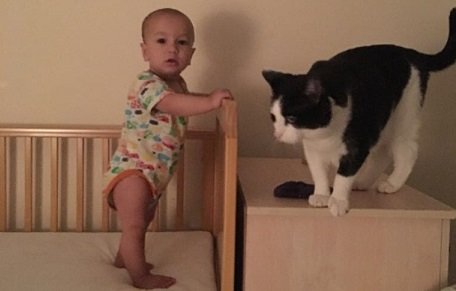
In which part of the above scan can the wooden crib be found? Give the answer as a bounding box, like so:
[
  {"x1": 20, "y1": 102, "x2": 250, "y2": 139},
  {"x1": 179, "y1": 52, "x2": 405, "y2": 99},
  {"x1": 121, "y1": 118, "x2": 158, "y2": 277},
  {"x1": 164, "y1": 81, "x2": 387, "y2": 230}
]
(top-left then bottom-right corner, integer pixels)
[{"x1": 0, "y1": 100, "x2": 237, "y2": 291}]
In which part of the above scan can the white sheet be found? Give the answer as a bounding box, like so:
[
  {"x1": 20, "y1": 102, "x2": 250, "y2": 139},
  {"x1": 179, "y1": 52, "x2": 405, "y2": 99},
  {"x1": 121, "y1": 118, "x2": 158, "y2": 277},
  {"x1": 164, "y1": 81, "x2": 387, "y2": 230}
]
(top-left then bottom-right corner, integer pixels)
[{"x1": 0, "y1": 231, "x2": 216, "y2": 291}]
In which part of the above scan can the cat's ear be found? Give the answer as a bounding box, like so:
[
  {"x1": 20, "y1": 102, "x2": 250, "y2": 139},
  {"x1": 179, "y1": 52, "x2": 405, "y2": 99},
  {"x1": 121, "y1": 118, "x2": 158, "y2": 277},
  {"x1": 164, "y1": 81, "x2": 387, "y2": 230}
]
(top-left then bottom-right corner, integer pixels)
[
  {"x1": 262, "y1": 70, "x2": 285, "y2": 88},
  {"x1": 305, "y1": 78, "x2": 323, "y2": 103}
]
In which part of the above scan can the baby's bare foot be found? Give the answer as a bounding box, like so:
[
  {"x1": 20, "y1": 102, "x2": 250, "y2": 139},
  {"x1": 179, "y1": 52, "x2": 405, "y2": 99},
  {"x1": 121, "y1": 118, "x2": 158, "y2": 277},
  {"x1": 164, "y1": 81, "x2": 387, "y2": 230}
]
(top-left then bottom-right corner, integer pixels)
[
  {"x1": 133, "y1": 273, "x2": 176, "y2": 289},
  {"x1": 114, "y1": 255, "x2": 154, "y2": 270},
  {"x1": 115, "y1": 261, "x2": 154, "y2": 270}
]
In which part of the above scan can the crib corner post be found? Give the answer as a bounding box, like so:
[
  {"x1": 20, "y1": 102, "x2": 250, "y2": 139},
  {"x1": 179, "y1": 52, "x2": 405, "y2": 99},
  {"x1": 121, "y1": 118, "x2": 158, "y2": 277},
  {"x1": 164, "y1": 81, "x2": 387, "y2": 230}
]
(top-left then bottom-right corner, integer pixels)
[{"x1": 0, "y1": 136, "x2": 6, "y2": 231}]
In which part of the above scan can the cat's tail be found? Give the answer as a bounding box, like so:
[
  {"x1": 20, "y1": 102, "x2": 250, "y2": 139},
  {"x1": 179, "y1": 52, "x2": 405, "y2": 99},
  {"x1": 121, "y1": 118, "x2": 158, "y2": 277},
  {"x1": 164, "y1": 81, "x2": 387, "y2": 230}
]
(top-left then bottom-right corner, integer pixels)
[{"x1": 417, "y1": 8, "x2": 456, "y2": 72}]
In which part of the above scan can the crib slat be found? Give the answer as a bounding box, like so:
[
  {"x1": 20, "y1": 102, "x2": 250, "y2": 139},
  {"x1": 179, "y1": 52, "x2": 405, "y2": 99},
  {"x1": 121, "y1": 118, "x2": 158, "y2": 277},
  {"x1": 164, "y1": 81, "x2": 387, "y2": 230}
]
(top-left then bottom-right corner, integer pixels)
[
  {"x1": 175, "y1": 152, "x2": 185, "y2": 230},
  {"x1": 24, "y1": 137, "x2": 33, "y2": 231},
  {"x1": 50, "y1": 138, "x2": 60, "y2": 231},
  {"x1": 202, "y1": 139, "x2": 215, "y2": 232},
  {"x1": 0, "y1": 137, "x2": 6, "y2": 231},
  {"x1": 101, "y1": 138, "x2": 111, "y2": 231},
  {"x1": 149, "y1": 207, "x2": 159, "y2": 231},
  {"x1": 76, "y1": 138, "x2": 85, "y2": 232}
]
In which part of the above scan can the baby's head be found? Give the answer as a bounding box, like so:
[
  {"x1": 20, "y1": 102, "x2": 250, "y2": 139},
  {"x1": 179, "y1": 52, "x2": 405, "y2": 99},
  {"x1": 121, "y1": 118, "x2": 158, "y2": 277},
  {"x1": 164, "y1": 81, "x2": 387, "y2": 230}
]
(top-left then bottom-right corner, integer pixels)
[
  {"x1": 141, "y1": 8, "x2": 196, "y2": 80},
  {"x1": 142, "y1": 8, "x2": 195, "y2": 44}
]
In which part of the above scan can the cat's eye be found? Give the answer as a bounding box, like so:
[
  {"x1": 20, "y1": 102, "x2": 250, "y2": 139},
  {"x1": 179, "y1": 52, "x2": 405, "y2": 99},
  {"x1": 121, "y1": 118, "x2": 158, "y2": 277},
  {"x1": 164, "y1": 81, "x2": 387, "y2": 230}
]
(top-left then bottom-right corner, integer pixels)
[
  {"x1": 270, "y1": 113, "x2": 276, "y2": 122},
  {"x1": 285, "y1": 115, "x2": 297, "y2": 124}
]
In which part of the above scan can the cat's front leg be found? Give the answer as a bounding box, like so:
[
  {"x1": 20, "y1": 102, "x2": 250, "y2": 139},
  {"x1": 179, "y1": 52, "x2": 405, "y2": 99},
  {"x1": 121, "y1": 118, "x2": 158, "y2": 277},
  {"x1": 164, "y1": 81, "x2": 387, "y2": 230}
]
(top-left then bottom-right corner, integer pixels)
[
  {"x1": 309, "y1": 193, "x2": 330, "y2": 207},
  {"x1": 330, "y1": 147, "x2": 369, "y2": 216},
  {"x1": 328, "y1": 175, "x2": 355, "y2": 216},
  {"x1": 303, "y1": 144, "x2": 332, "y2": 207}
]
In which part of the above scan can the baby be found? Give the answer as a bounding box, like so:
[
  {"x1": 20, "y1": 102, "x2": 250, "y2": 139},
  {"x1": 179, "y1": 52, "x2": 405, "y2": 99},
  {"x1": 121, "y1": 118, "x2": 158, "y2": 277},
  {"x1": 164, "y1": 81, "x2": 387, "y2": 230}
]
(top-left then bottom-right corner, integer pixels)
[{"x1": 103, "y1": 8, "x2": 233, "y2": 289}]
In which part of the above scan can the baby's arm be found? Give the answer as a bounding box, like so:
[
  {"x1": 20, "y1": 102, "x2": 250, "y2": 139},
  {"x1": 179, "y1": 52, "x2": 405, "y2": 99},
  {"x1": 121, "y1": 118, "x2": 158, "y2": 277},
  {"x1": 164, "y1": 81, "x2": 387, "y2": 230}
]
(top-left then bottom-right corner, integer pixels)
[{"x1": 155, "y1": 89, "x2": 232, "y2": 116}]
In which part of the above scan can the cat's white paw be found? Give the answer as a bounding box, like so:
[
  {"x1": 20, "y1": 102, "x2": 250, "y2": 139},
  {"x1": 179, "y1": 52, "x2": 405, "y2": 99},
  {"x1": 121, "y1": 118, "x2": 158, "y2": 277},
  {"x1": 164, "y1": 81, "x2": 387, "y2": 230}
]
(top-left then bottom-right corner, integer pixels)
[
  {"x1": 328, "y1": 196, "x2": 349, "y2": 216},
  {"x1": 377, "y1": 180, "x2": 400, "y2": 194},
  {"x1": 308, "y1": 194, "x2": 330, "y2": 207}
]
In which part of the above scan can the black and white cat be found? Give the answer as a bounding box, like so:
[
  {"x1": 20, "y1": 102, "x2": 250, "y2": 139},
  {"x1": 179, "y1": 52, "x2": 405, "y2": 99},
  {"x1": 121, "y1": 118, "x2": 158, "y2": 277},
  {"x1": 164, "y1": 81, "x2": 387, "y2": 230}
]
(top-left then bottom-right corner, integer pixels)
[{"x1": 263, "y1": 8, "x2": 456, "y2": 216}]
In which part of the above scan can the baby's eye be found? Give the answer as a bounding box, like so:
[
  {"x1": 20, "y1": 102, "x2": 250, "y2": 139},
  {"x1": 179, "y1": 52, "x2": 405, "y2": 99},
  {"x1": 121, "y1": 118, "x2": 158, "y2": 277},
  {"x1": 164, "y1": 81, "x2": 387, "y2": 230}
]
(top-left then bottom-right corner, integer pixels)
[
  {"x1": 156, "y1": 38, "x2": 166, "y2": 44},
  {"x1": 177, "y1": 39, "x2": 189, "y2": 46}
]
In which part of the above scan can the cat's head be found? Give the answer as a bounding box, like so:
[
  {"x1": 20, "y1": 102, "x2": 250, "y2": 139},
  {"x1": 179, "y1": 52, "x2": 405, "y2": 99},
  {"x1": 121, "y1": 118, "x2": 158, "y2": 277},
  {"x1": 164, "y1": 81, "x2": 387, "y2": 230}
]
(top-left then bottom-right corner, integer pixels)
[{"x1": 262, "y1": 70, "x2": 332, "y2": 144}]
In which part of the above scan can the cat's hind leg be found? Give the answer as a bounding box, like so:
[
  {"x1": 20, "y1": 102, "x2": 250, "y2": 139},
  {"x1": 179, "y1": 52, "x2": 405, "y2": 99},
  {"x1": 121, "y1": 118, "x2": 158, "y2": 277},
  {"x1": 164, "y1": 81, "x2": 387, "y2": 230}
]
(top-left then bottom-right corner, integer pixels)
[
  {"x1": 353, "y1": 144, "x2": 391, "y2": 190},
  {"x1": 377, "y1": 137, "x2": 418, "y2": 193},
  {"x1": 378, "y1": 69, "x2": 421, "y2": 193}
]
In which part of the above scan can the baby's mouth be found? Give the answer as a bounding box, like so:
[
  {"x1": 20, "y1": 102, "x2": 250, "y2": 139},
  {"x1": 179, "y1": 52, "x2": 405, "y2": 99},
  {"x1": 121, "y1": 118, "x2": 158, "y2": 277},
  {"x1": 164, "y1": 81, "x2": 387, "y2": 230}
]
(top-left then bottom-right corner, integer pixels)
[{"x1": 166, "y1": 59, "x2": 178, "y2": 66}]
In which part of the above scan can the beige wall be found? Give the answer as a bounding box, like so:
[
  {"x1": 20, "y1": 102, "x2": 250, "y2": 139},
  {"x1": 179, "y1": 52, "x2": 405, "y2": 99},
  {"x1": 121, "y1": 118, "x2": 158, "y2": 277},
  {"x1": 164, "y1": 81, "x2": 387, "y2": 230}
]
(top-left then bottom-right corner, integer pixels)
[{"x1": 2, "y1": 0, "x2": 456, "y2": 284}]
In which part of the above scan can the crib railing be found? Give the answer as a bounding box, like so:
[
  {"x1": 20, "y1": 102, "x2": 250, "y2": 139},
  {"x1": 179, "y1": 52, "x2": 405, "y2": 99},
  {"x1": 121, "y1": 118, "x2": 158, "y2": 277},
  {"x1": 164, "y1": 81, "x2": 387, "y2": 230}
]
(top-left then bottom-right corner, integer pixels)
[
  {"x1": 0, "y1": 125, "x2": 215, "y2": 232},
  {"x1": 0, "y1": 125, "x2": 120, "y2": 232}
]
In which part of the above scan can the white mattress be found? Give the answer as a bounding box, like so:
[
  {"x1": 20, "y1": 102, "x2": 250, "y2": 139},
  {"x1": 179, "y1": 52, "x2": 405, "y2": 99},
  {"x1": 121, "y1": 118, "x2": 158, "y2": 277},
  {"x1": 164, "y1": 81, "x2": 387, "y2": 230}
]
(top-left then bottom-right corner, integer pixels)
[{"x1": 0, "y1": 231, "x2": 216, "y2": 291}]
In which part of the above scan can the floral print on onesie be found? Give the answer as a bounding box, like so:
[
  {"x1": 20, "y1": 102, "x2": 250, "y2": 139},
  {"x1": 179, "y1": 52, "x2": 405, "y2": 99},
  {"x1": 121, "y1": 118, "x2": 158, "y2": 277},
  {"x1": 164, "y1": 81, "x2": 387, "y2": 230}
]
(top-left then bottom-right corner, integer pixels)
[{"x1": 103, "y1": 71, "x2": 187, "y2": 207}]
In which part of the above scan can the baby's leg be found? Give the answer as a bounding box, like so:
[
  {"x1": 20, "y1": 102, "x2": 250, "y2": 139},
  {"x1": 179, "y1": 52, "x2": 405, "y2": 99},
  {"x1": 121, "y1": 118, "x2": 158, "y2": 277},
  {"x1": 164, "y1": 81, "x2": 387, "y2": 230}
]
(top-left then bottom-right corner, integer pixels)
[
  {"x1": 114, "y1": 253, "x2": 154, "y2": 270},
  {"x1": 114, "y1": 202, "x2": 156, "y2": 270},
  {"x1": 113, "y1": 175, "x2": 176, "y2": 289}
]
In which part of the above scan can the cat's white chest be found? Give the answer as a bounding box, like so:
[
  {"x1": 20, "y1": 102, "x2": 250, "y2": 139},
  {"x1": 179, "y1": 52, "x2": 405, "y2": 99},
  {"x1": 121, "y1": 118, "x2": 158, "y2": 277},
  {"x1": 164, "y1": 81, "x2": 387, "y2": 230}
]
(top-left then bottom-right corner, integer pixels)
[
  {"x1": 302, "y1": 131, "x2": 344, "y2": 151},
  {"x1": 301, "y1": 102, "x2": 350, "y2": 152},
  {"x1": 301, "y1": 131, "x2": 347, "y2": 166}
]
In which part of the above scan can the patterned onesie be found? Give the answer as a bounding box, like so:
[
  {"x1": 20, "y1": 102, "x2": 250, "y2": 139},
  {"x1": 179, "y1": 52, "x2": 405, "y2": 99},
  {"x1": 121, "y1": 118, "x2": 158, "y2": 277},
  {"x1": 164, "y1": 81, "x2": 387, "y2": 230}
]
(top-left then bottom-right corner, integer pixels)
[{"x1": 103, "y1": 71, "x2": 187, "y2": 208}]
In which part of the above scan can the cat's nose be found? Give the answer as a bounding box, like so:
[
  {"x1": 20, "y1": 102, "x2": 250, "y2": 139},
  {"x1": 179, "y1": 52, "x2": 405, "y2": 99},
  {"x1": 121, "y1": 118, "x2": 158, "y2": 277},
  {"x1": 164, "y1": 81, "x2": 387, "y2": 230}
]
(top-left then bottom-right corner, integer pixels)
[{"x1": 270, "y1": 113, "x2": 276, "y2": 122}]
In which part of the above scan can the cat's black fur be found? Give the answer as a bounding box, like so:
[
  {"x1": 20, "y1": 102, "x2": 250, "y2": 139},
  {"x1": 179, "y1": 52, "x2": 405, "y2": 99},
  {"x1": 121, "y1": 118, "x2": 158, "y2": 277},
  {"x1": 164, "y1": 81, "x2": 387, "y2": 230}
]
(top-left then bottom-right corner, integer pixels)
[{"x1": 263, "y1": 9, "x2": 456, "y2": 215}]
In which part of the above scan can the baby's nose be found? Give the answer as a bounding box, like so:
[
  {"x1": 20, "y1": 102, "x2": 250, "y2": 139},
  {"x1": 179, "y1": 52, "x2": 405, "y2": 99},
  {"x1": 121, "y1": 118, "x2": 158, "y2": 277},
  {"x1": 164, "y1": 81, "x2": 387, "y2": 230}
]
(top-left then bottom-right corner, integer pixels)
[{"x1": 167, "y1": 43, "x2": 178, "y2": 52}]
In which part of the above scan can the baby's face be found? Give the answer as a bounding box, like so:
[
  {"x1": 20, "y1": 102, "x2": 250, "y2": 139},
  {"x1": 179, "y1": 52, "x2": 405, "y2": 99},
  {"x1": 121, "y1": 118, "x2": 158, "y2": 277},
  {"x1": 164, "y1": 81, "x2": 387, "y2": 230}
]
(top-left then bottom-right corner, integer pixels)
[{"x1": 141, "y1": 13, "x2": 195, "y2": 81}]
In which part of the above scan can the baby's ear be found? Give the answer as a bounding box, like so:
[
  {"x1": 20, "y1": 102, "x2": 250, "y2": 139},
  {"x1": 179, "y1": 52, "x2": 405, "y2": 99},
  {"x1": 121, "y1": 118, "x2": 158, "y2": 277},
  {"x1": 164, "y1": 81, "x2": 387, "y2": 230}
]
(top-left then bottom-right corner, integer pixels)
[{"x1": 304, "y1": 78, "x2": 324, "y2": 103}]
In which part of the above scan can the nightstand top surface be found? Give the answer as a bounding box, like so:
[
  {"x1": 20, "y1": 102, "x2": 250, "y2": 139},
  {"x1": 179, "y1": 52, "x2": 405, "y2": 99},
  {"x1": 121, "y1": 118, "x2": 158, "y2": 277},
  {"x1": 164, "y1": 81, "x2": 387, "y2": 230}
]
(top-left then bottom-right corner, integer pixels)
[{"x1": 238, "y1": 157, "x2": 456, "y2": 219}]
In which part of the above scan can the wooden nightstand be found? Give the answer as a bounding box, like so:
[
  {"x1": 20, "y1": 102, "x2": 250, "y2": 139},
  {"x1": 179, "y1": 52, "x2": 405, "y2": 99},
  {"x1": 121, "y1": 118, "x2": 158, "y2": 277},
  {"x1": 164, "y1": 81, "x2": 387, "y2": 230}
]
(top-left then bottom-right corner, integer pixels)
[{"x1": 238, "y1": 157, "x2": 456, "y2": 291}]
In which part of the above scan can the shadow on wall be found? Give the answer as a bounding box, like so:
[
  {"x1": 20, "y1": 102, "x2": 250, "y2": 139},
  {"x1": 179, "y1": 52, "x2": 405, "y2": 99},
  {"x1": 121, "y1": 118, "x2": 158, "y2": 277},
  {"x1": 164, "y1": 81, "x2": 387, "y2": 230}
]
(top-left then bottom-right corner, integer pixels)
[
  {"x1": 197, "y1": 10, "x2": 302, "y2": 158},
  {"x1": 197, "y1": 11, "x2": 255, "y2": 90},
  {"x1": 198, "y1": 11, "x2": 277, "y2": 157}
]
